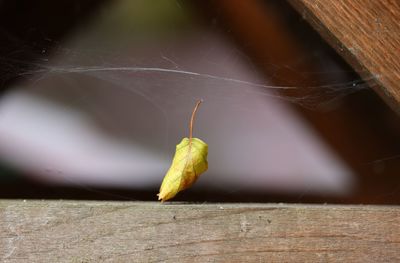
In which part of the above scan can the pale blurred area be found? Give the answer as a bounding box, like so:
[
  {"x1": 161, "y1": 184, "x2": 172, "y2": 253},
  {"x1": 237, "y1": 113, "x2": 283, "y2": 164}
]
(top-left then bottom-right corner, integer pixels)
[{"x1": 0, "y1": 0, "x2": 355, "y2": 199}]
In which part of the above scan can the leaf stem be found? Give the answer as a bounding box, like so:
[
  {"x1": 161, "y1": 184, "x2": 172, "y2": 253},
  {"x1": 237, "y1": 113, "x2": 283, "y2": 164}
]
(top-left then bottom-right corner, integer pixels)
[{"x1": 189, "y1": 99, "x2": 203, "y2": 142}]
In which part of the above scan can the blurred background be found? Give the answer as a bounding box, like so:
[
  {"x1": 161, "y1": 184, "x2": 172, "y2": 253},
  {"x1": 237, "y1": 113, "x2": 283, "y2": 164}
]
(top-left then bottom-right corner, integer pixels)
[{"x1": 0, "y1": 0, "x2": 399, "y2": 204}]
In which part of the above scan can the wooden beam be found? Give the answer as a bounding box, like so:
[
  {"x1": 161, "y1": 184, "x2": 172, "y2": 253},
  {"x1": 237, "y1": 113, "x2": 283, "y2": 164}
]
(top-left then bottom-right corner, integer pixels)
[
  {"x1": 289, "y1": 0, "x2": 400, "y2": 112},
  {"x1": 1, "y1": 200, "x2": 399, "y2": 261}
]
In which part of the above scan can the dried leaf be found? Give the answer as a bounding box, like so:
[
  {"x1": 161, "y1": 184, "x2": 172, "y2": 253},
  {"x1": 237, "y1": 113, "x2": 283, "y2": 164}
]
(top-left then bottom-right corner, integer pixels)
[{"x1": 158, "y1": 100, "x2": 208, "y2": 202}]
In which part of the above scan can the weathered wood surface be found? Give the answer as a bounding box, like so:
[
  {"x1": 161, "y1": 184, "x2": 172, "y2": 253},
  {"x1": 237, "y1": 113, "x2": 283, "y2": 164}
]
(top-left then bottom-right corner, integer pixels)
[
  {"x1": 290, "y1": 0, "x2": 400, "y2": 112},
  {"x1": 1, "y1": 201, "x2": 400, "y2": 262}
]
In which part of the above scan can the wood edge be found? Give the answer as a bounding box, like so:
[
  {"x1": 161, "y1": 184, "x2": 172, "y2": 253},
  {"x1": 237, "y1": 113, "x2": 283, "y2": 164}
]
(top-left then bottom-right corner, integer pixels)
[
  {"x1": 287, "y1": 0, "x2": 400, "y2": 114},
  {"x1": 1, "y1": 199, "x2": 399, "y2": 210}
]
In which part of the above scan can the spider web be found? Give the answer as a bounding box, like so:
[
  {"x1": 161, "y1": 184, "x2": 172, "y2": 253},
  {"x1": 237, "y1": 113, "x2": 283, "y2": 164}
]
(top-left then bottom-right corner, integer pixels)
[{"x1": 0, "y1": 0, "x2": 396, "y2": 202}]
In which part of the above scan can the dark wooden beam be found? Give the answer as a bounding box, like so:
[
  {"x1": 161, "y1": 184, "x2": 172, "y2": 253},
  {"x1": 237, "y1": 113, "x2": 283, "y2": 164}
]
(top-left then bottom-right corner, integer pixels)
[{"x1": 289, "y1": 0, "x2": 400, "y2": 112}]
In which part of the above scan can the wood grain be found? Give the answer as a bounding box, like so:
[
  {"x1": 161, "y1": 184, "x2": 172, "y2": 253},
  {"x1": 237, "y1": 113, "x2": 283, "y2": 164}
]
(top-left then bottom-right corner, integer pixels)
[
  {"x1": 289, "y1": 0, "x2": 400, "y2": 112},
  {"x1": 1, "y1": 200, "x2": 399, "y2": 262}
]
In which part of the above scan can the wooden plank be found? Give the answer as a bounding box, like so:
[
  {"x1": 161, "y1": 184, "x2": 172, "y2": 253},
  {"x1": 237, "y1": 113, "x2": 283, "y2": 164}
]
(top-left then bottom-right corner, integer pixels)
[
  {"x1": 1, "y1": 200, "x2": 399, "y2": 262},
  {"x1": 289, "y1": 0, "x2": 400, "y2": 112}
]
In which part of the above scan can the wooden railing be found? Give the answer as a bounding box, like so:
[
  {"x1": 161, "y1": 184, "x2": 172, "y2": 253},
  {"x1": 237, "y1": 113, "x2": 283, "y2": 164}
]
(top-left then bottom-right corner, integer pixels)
[
  {"x1": 290, "y1": 0, "x2": 400, "y2": 112},
  {"x1": 1, "y1": 200, "x2": 399, "y2": 261}
]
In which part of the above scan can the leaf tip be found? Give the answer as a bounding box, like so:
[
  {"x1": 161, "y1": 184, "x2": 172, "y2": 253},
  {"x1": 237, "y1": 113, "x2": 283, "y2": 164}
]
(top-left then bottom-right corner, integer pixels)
[{"x1": 157, "y1": 192, "x2": 166, "y2": 202}]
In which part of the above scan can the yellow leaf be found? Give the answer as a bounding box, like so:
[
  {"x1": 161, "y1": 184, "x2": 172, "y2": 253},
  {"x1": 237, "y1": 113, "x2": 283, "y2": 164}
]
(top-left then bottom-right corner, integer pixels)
[{"x1": 158, "y1": 100, "x2": 208, "y2": 202}]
